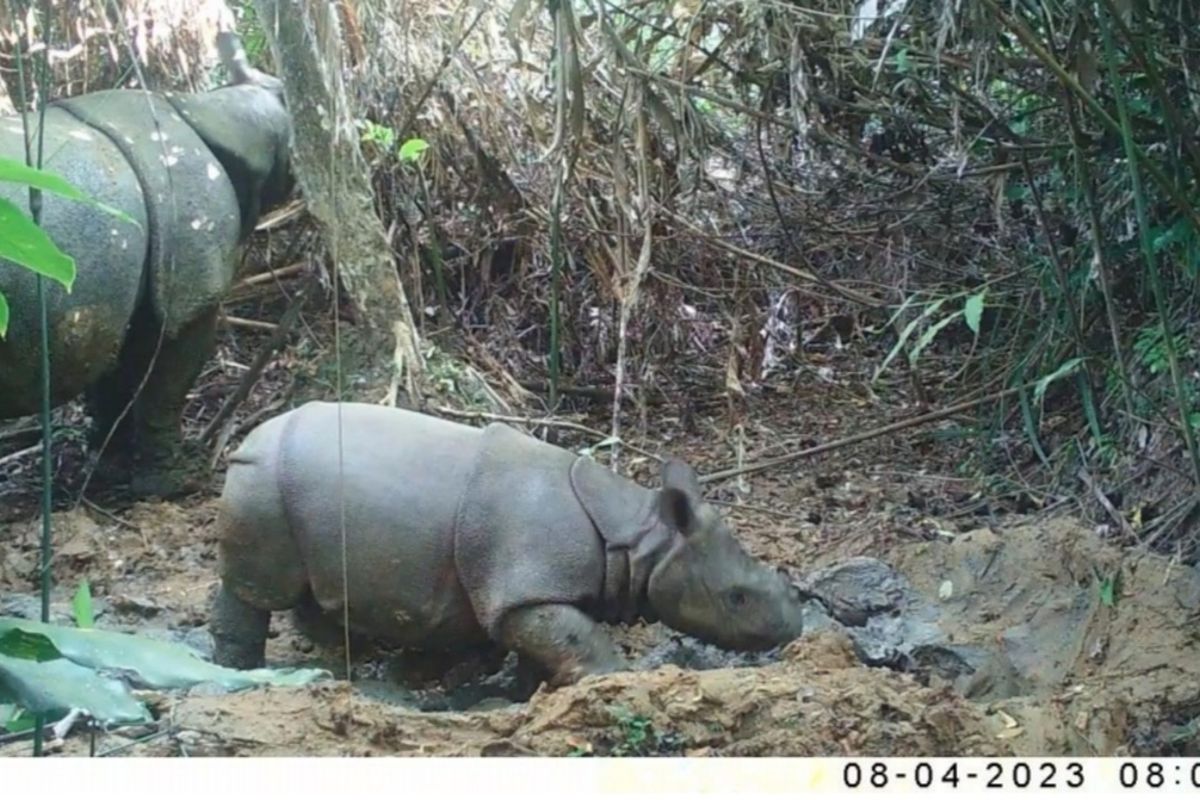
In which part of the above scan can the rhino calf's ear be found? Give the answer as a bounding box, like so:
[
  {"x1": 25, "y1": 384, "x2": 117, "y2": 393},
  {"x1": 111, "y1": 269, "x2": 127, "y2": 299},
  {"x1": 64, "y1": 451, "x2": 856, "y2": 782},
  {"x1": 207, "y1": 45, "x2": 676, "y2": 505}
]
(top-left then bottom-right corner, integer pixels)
[
  {"x1": 659, "y1": 486, "x2": 699, "y2": 537},
  {"x1": 661, "y1": 458, "x2": 702, "y2": 499},
  {"x1": 659, "y1": 459, "x2": 705, "y2": 535}
]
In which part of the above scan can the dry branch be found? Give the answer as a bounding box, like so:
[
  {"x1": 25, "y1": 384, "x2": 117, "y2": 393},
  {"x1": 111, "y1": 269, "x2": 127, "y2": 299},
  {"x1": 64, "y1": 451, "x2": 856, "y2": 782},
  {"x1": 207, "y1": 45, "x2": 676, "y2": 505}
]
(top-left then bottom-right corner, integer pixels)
[{"x1": 202, "y1": 280, "x2": 312, "y2": 444}]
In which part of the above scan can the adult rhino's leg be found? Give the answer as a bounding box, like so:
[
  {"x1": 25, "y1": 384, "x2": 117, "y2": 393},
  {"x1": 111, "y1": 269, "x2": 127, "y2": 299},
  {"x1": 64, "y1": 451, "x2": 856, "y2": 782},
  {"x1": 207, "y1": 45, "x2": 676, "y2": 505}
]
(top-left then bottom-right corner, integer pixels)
[
  {"x1": 82, "y1": 301, "x2": 158, "y2": 485},
  {"x1": 497, "y1": 604, "x2": 629, "y2": 688},
  {"x1": 84, "y1": 323, "x2": 145, "y2": 467},
  {"x1": 127, "y1": 304, "x2": 220, "y2": 497},
  {"x1": 86, "y1": 368, "x2": 136, "y2": 455}
]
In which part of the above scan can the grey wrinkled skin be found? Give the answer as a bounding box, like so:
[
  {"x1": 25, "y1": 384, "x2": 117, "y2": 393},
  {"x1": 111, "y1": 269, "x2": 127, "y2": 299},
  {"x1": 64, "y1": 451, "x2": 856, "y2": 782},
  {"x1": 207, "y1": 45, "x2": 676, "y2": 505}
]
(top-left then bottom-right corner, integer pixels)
[
  {"x1": 0, "y1": 33, "x2": 293, "y2": 498},
  {"x1": 210, "y1": 401, "x2": 809, "y2": 686}
]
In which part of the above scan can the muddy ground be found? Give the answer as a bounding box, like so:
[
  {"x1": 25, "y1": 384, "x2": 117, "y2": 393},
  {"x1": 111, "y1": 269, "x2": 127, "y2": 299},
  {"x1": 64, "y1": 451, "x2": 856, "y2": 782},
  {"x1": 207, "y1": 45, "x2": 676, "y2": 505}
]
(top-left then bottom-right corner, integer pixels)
[{"x1": 2, "y1": 344, "x2": 1199, "y2": 758}]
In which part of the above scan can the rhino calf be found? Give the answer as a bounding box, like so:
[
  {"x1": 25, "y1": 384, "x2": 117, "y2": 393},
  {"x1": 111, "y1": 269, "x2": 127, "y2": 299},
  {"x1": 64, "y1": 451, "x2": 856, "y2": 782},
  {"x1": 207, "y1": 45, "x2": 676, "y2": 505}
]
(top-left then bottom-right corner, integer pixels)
[{"x1": 210, "y1": 401, "x2": 808, "y2": 686}]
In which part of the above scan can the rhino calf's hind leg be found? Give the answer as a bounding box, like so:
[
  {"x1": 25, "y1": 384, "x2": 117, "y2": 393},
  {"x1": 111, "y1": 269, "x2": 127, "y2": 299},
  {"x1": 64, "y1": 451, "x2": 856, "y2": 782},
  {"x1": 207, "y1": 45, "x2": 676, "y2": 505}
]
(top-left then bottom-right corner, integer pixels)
[
  {"x1": 497, "y1": 604, "x2": 629, "y2": 687},
  {"x1": 210, "y1": 582, "x2": 270, "y2": 669}
]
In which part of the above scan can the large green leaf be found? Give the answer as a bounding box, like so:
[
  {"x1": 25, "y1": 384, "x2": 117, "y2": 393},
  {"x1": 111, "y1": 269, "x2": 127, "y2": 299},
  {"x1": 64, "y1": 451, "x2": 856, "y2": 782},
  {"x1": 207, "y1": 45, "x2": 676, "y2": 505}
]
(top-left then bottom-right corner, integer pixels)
[
  {"x1": 0, "y1": 628, "x2": 62, "y2": 662},
  {"x1": 0, "y1": 653, "x2": 152, "y2": 725},
  {"x1": 0, "y1": 157, "x2": 138, "y2": 226},
  {"x1": 0, "y1": 617, "x2": 331, "y2": 732},
  {"x1": 0, "y1": 617, "x2": 330, "y2": 692},
  {"x1": 0, "y1": 197, "x2": 76, "y2": 291}
]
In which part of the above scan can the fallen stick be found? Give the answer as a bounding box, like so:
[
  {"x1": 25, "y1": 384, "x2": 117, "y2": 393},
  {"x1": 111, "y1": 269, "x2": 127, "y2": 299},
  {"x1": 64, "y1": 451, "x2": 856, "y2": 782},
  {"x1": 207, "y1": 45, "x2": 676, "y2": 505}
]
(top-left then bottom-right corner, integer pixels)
[
  {"x1": 658, "y1": 205, "x2": 883, "y2": 308},
  {"x1": 518, "y1": 381, "x2": 619, "y2": 402},
  {"x1": 699, "y1": 381, "x2": 1039, "y2": 484},
  {"x1": 220, "y1": 314, "x2": 278, "y2": 332},
  {"x1": 210, "y1": 385, "x2": 294, "y2": 469},
  {"x1": 0, "y1": 423, "x2": 38, "y2": 447},
  {"x1": 202, "y1": 281, "x2": 312, "y2": 444},
  {"x1": 0, "y1": 443, "x2": 40, "y2": 468},
  {"x1": 234, "y1": 261, "x2": 306, "y2": 289},
  {"x1": 254, "y1": 199, "x2": 306, "y2": 231},
  {"x1": 1077, "y1": 465, "x2": 1138, "y2": 542}
]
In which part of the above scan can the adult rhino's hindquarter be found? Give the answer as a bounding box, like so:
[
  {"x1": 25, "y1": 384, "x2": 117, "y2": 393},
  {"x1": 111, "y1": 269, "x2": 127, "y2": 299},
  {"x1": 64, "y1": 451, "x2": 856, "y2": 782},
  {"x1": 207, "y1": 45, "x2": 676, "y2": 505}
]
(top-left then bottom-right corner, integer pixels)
[
  {"x1": 0, "y1": 106, "x2": 150, "y2": 416},
  {"x1": 0, "y1": 33, "x2": 292, "y2": 497}
]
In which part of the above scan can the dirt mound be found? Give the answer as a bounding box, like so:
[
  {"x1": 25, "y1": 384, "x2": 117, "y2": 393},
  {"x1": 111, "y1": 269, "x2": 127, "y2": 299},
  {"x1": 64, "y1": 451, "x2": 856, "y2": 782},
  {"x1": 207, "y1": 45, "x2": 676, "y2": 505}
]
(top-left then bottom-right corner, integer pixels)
[
  {"x1": 4, "y1": 630, "x2": 1009, "y2": 757},
  {"x1": 3, "y1": 469, "x2": 1199, "y2": 757},
  {"x1": 885, "y1": 518, "x2": 1200, "y2": 756}
]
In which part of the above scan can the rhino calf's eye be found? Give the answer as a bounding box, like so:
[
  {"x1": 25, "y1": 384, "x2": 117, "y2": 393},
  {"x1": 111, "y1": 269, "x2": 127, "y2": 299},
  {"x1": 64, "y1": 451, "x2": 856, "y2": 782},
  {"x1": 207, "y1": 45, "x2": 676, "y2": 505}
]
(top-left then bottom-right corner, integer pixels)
[{"x1": 729, "y1": 590, "x2": 747, "y2": 607}]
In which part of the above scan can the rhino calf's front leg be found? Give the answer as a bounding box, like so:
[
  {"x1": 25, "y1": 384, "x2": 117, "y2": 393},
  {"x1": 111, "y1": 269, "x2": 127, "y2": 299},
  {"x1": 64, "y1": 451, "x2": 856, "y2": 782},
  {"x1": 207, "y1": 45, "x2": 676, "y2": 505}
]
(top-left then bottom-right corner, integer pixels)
[{"x1": 498, "y1": 604, "x2": 629, "y2": 687}]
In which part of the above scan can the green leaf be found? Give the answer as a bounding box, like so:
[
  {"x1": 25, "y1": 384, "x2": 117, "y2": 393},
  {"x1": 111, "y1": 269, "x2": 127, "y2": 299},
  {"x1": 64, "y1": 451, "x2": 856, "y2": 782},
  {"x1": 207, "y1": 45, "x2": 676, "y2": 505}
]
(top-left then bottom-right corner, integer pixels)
[
  {"x1": 1034, "y1": 356, "x2": 1087, "y2": 406},
  {"x1": 0, "y1": 617, "x2": 333, "y2": 730},
  {"x1": 0, "y1": 289, "x2": 7, "y2": 339},
  {"x1": 0, "y1": 197, "x2": 76, "y2": 291},
  {"x1": 399, "y1": 138, "x2": 430, "y2": 163},
  {"x1": 73, "y1": 579, "x2": 94, "y2": 629},
  {"x1": 0, "y1": 617, "x2": 329, "y2": 692},
  {"x1": 0, "y1": 628, "x2": 62, "y2": 662},
  {"x1": 872, "y1": 296, "x2": 947, "y2": 382},
  {"x1": 0, "y1": 157, "x2": 139, "y2": 226},
  {"x1": 0, "y1": 157, "x2": 95, "y2": 204},
  {"x1": 964, "y1": 290, "x2": 986, "y2": 335},
  {"x1": 1003, "y1": 182, "x2": 1030, "y2": 201},
  {"x1": 895, "y1": 47, "x2": 910, "y2": 73},
  {"x1": 908, "y1": 309, "x2": 964, "y2": 365},
  {"x1": 0, "y1": 653, "x2": 152, "y2": 724},
  {"x1": 2, "y1": 703, "x2": 35, "y2": 734},
  {"x1": 1151, "y1": 219, "x2": 1188, "y2": 253},
  {"x1": 1099, "y1": 576, "x2": 1115, "y2": 607}
]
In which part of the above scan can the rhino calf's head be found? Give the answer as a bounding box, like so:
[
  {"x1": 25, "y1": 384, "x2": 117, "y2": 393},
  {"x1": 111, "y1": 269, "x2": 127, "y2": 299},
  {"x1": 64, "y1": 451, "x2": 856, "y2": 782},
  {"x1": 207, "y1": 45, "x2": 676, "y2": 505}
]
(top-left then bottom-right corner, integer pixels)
[{"x1": 646, "y1": 460, "x2": 807, "y2": 652}]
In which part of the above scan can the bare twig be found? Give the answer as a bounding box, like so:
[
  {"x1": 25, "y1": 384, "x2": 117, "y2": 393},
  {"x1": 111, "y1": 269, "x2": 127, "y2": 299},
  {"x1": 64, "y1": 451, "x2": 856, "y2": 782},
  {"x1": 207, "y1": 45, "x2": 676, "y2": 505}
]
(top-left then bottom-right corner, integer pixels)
[
  {"x1": 700, "y1": 381, "x2": 1041, "y2": 484},
  {"x1": 1076, "y1": 465, "x2": 1138, "y2": 543},
  {"x1": 431, "y1": 405, "x2": 663, "y2": 462},
  {"x1": 233, "y1": 262, "x2": 307, "y2": 289},
  {"x1": 0, "y1": 443, "x2": 40, "y2": 468},
  {"x1": 80, "y1": 498, "x2": 140, "y2": 532},
  {"x1": 710, "y1": 498, "x2": 810, "y2": 523},
  {"x1": 658, "y1": 205, "x2": 883, "y2": 308},
  {"x1": 219, "y1": 314, "x2": 279, "y2": 332},
  {"x1": 201, "y1": 281, "x2": 312, "y2": 444}
]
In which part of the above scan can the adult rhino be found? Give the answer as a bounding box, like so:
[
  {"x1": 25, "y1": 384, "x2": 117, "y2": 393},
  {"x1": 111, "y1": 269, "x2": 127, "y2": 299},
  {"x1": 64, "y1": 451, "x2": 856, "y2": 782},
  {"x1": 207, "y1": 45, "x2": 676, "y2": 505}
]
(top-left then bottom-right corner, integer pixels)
[{"x1": 0, "y1": 33, "x2": 293, "y2": 497}]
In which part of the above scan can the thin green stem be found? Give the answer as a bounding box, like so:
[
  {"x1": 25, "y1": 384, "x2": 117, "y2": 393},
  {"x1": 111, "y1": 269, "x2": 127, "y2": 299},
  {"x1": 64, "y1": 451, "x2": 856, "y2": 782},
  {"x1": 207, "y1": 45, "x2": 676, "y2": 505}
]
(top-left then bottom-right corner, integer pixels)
[{"x1": 1097, "y1": 2, "x2": 1200, "y2": 486}]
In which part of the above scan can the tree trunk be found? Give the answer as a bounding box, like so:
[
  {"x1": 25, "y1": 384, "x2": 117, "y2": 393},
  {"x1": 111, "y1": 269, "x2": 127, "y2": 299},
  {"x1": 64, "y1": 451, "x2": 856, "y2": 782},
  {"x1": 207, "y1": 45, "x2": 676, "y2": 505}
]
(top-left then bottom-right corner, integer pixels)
[{"x1": 253, "y1": 0, "x2": 423, "y2": 403}]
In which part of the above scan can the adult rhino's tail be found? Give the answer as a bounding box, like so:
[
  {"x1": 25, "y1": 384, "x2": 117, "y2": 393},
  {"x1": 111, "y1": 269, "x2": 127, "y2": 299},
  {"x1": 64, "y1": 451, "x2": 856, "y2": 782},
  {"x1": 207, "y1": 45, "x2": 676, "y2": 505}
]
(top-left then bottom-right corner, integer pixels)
[{"x1": 216, "y1": 409, "x2": 308, "y2": 610}]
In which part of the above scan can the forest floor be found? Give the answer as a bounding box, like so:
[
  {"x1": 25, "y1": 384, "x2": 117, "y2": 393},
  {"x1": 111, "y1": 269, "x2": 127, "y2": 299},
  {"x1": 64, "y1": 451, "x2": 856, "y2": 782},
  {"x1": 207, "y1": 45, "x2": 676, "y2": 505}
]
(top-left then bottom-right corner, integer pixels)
[{"x1": 2, "y1": 324, "x2": 1199, "y2": 758}]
